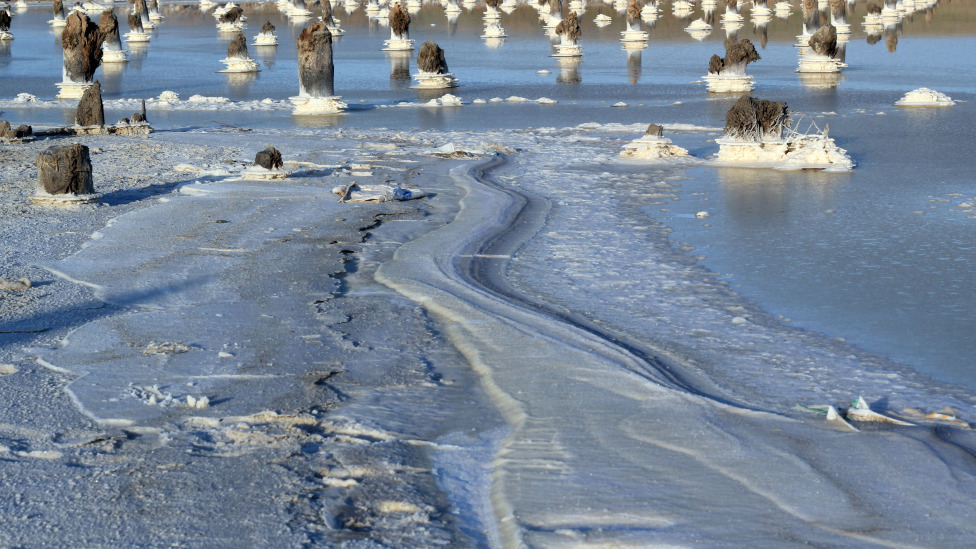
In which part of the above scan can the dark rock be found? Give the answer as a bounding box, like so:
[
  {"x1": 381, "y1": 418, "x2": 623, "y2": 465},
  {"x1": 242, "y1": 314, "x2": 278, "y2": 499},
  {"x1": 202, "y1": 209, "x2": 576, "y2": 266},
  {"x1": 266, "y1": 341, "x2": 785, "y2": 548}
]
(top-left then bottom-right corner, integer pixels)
[
  {"x1": 645, "y1": 123, "x2": 663, "y2": 137},
  {"x1": 708, "y1": 54, "x2": 724, "y2": 74},
  {"x1": 254, "y1": 147, "x2": 283, "y2": 170},
  {"x1": 297, "y1": 22, "x2": 335, "y2": 97},
  {"x1": 808, "y1": 24, "x2": 838, "y2": 57},
  {"x1": 130, "y1": 99, "x2": 148, "y2": 123},
  {"x1": 76, "y1": 80, "x2": 105, "y2": 127},
  {"x1": 15, "y1": 125, "x2": 32, "y2": 138},
  {"x1": 36, "y1": 144, "x2": 95, "y2": 196},
  {"x1": 725, "y1": 39, "x2": 760, "y2": 65},
  {"x1": 417, "y1": 40, "x2": 448, "y2": 74}
]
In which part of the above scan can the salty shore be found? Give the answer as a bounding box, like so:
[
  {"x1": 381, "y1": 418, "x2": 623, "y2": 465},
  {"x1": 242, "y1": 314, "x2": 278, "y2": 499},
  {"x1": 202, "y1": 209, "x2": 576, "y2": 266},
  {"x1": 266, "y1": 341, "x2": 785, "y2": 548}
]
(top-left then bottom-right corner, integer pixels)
[
  {"x1": 0, "y1": 128, "x2": 504, "y2": 546},
  {"x1": 4, "y1": 123, "x2": 976, "y2": 547}
]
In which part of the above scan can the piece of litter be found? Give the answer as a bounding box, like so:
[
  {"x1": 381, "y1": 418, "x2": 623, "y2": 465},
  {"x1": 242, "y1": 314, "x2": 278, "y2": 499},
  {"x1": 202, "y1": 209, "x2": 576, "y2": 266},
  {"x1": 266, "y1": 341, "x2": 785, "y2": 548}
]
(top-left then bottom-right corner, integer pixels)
[{"x1": 0, "y1": 278, "x2": 31, "y2": 291}]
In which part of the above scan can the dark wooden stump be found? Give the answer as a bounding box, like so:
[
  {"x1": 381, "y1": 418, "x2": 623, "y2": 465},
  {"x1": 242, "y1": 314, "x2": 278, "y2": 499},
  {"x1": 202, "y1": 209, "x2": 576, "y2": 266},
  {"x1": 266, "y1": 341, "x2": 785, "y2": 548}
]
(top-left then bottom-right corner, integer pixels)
[
  {"x1": 76, "y1": 80, "x2": 105, "y2": 127},
  {"x1": 254, "y1": 147, "x2": 283, "y2": 170},
  {"x1": 36, "y1": 144, "x2": 95, "y2": 196}
]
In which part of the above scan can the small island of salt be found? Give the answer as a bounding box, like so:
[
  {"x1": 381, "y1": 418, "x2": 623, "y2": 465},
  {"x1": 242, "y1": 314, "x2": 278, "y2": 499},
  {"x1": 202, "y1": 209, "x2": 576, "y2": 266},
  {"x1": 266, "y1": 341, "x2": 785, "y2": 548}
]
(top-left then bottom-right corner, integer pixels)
[{"x1": 895, "y1": 88, "x2": 955, "y2": 107}]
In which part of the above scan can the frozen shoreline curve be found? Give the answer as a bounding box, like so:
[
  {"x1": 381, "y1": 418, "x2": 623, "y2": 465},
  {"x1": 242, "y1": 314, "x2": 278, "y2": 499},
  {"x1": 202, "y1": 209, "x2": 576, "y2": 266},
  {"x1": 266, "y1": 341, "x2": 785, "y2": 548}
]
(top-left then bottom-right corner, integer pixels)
[{"x1": 378, "y1": 152, "x2": 976, "y2": 546}]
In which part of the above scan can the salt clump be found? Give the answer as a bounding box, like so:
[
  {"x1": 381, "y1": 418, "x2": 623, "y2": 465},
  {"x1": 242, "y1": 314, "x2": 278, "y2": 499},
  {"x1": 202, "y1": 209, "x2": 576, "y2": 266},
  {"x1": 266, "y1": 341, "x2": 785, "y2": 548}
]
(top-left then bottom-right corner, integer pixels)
[
  {"x1": 619, "y1": 123, "x2": 690, "y2": 160},
  {"x1": 895, "y1": 88, "x2": 955, "y2": 107},
  {"x1": 253, "y1": 20, "x2": 277, "y2": 46}
]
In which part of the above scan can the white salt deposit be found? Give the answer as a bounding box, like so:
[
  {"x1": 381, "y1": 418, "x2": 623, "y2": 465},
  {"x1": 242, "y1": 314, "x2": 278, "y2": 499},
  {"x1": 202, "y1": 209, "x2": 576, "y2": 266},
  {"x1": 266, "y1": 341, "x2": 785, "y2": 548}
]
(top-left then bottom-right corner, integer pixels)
[
  {"x1": 412, "y1": 71, "x2": 459, "y2": 89},
  {"x1": 619, "y1": 134, "x2": 691, "y2": 160},
  {"x1": 895, "y1": 87, "x2": 955, "y2": 107}
]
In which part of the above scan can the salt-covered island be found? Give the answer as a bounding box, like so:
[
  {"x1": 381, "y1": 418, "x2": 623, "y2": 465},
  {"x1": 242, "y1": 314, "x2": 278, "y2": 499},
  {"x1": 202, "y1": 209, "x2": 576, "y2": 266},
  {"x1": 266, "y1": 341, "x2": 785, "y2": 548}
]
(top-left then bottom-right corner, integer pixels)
[{"x1": 2, "y1": 0, "x2": 976, "y2": 547}]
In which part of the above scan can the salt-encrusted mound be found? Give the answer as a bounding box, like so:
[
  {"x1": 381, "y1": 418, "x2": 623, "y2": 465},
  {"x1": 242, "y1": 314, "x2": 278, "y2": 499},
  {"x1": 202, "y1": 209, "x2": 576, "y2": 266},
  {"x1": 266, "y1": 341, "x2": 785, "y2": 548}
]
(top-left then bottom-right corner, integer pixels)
[
  {"x1": 895, "y1": 87, "x2": 955, "y2": 107},
  {"x1": 620, "y1": 123, "x2": 690, "y2": 160},
  {"x1": 714, "y1": 99, "x2": 854, "y2": 171}
]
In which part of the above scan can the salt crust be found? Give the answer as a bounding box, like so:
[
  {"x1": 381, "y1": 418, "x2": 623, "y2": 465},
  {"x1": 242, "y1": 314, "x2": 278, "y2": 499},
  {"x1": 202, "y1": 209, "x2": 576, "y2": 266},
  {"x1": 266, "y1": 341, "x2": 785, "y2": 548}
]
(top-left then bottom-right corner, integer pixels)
[
  {"x1": 218, "y1": 57, "x2": 259, "y2": 73},
  {"x1": 252, "y1": 32, "x2": 277, "y2": 46},
  {"x1": 703, "y1": 73, "x2": 754, "y2": 93},
  {"x1": 412, "y1": 71, "x2": 459, "y2": 89},
  {"x1": 290, "y1": 95, "x2": 347, "y2": 115},
  {"x1": 102, "y1": 49, "x2": 128, "y2": 63},
  {"x1": 619, "y1": 135, "x2": 690, "y2": 160},
  {"x1": 712, "y1": 134, "x2": 854, "y2": 171},
  {"x1": 895, "y1": 87, "x2": 955, "y2": 107},
  {"x1": 382, "y1": 38, "x2": 414, "y2": 51}
]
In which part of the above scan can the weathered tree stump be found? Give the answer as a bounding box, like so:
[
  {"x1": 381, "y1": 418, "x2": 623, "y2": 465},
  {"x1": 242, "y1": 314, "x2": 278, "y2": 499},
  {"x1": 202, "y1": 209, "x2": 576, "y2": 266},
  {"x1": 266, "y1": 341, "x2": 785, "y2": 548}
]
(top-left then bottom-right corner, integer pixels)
[
  {"x1": 297, "y1": 22, "x2": 335, "y2": 97},
  {"x1": 35, "y1": 144, "x2": 96, "y2": 199},
  {"x1": 0, "y1": 121, "x2": 32, "y2": 141},
  {"x1": 254, "y1": 147, "x2": 283, "y2": 170},
  {"x1": 75, "y1": 80, "x2": 105, "y2": 127}
]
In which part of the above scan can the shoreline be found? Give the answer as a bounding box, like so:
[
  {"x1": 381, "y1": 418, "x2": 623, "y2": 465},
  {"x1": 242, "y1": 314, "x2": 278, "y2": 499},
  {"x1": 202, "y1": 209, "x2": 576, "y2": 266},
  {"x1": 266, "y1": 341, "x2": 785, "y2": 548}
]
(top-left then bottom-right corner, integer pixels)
[
  {"x1": 3, "y1": 124, "x2": 976, "y2": 545},
  {"x1": 0, "y1": 129, "x2": 503, "y2": 545}
]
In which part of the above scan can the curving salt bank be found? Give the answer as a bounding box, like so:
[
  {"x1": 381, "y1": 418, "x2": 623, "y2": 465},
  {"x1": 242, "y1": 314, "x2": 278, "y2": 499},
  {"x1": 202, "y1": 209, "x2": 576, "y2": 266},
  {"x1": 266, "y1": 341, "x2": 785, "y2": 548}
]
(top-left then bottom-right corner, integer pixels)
[
  {"x1": 371, "y1": 129, "x2": 976, "y2": 547},
  {"x1": 895, "y1": 87, "x2": 955, "y2": 107}
]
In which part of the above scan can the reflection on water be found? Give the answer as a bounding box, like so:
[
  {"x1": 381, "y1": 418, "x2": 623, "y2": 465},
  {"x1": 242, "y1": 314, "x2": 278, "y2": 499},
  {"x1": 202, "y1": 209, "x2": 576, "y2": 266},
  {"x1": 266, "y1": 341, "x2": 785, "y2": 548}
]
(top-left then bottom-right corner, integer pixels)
[
  {"x1": 387, "y1": 51, "x2": 411, "y2": 89},
  {"x1": 624, "y1": 44, "x2": 643, "y2": 84},
  {"x1": 225, "y1": 71, "x2": 257, "y2": 99},
  {"x1": 100, "y1": 63, "x2": 125, "y2": 94},
  {"x1": 556, "y1": 57, "x2": 581, "y2": 84},
  {"x1": 253, "y1": 44, "x2": 277, "y2": 68}
]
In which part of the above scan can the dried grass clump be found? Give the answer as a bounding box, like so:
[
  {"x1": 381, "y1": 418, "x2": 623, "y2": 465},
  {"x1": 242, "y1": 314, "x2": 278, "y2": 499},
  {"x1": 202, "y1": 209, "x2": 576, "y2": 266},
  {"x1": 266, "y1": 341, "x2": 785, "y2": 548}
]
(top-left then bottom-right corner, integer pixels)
[
  {"x1": 724, "y1": 95, "x2": 789, "y2": 141},
  {"x1": 389, "y1": 4, "x2": 409, "y2": 35},
  {"x1": 227, "y1": 32, "x2": 248, "y2": 58},
  {"x1": 417, "y1": 40, "x2": 448, "y2": 73},
  {"x1": 555, "y1": 11, "x2": 581, "y2": 41}
]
